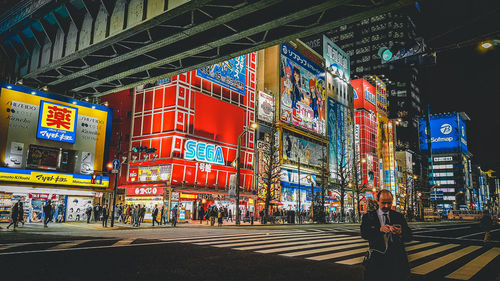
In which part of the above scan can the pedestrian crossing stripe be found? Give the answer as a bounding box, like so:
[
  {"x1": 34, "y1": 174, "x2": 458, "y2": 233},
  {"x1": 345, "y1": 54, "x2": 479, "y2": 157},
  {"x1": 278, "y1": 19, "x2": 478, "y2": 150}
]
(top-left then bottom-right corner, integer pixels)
[
  {"x1": 112, "y1": 238, "x2": 135, "y2": 246},
  {"x1": 208, "y1": 233, "x2": 335, "y2": 248},
  {"x1": 183, "y1": 231, "x2": 316, "y2": 245},
  {"x1": 282, "y1": 241, "x2": 369, "y2": 257},
  {"x1": 408, "y1": 244, "x2": 459, "y2": 262},
  {"x1": 243, "y1": 236, "x2": 357, "y2": 252},
  {"x1": 306, "y1": 246, "x2": 369, "y2": 261},
  {"x1": 171, "y1": 231, "x2": 306, "y2": 243},
  {"x1": 411, "y1": 246, "x2": 482, "y2": 275},
  {"x1": 336, "y1": 241, "x2": 422, "y2": 265},
  {"x1": 261, "y1": 238, "x2": 366, "y2": 254},
  {"x1": 445, "y1": 247, "x2": 500, "y2": 280}
]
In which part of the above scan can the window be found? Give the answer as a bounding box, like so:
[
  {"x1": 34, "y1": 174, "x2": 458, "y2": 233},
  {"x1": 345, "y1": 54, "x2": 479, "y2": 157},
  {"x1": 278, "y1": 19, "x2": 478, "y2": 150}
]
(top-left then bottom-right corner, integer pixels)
[
  {"x1": 432, "y1": 164, "x2": 454, "y2": 169},
  {"x1": 430, "y1": 172, "x2": 454, "y2": 177}
]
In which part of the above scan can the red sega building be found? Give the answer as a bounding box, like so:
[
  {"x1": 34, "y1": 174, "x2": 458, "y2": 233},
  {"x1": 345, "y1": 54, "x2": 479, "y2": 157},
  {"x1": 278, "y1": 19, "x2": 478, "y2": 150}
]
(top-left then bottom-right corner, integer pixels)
[
  {"x1": 121, "y1": 53, "x2": 257, "y2": 221},
  {"x1": 352, "y1": 78, "x2": 379, "y2": 190}
]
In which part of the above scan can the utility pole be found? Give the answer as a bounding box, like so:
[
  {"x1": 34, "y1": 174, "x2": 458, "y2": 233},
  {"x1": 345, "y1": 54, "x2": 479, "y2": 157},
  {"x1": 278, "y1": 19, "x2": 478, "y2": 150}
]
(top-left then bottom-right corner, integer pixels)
[{"x1": 110, "y1": 132, "x2": 122, "y2": 227}]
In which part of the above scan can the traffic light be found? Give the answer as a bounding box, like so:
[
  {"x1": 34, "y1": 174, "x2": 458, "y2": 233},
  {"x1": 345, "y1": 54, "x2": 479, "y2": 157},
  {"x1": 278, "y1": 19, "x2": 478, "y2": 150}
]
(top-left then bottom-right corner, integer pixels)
[
  {"x1": 91, "y1": 174, "x2": 97, "y2": 184},
  {"x1": 132, "y1": 146, "x2": 157, "y2": 154},
  {"x1": 418, "y1": 192, "x2": 422, "y2": 198},
  {"x1": 132, "y1": 146, "x2": 148, "y2": 153}
]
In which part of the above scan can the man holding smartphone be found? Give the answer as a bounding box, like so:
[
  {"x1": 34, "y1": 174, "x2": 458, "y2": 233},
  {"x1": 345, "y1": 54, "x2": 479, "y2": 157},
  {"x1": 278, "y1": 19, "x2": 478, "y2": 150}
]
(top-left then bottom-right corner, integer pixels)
[{"x1": 361, "y1": 189, "x2": 412, "y2": 281}]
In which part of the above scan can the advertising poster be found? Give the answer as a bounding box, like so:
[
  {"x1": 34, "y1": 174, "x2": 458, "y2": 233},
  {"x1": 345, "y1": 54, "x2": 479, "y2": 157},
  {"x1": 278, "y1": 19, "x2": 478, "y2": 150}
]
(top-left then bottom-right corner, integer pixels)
[
  {"x1": 66, "y1": 196, "x2": 93, "y2": 222},
  {"x1": 196, "y1": 55, "x2": 246, "y2": 95},
  {"x1": 419, "y1": 113, "x2": 466, "y2": 153},
  {"x1": 323, "y1": 35, "x2": 350, "y2": 82},
  {"x1": 280, "y1": 169, "x2": 318, "y2": 203},
  {"x1": 279, "y1": 43, "x2": 326, "y2": 136},
  {"x1": 328, "y1": 98, "x2": 350, "y2": 181},
  {"x1": 375, "y1": 76, "x2": 387, "y2": 117},
  {"x1": 37, "y1": 100, "x2": 78, "y2": 143},
  {"x1": 257, "y1": 91, "x2": 275, "y2": 123},
  {"x1": 282, "y1": 132, "x2": 324, "y2": 167}
]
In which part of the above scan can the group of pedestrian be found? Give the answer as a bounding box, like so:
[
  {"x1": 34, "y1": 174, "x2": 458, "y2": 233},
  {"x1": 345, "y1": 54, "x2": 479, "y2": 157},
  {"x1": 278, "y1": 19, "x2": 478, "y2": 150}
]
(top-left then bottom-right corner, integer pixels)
[
  {"x1": 120, "y1": 204, "x2": 146, "y2": 227},
  {"x1": 202, "y1": 205, "x2": 231, "y2": 226},
  {"x1": 6, "y1": 201, "x2": 24, "y2": 230}
]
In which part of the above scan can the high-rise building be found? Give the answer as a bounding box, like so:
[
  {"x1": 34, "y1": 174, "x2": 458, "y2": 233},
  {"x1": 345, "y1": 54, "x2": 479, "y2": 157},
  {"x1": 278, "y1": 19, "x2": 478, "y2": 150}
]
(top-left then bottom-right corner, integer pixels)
[
  {"x1": 308, "y1": 12, "x2": 424, "y2": 155},
  {"x1": 351, "y1": 78, "x2": 379, "y2": 191},
  {"x1": 418, "y1": 112, "x2": 472, "y2": 214}
]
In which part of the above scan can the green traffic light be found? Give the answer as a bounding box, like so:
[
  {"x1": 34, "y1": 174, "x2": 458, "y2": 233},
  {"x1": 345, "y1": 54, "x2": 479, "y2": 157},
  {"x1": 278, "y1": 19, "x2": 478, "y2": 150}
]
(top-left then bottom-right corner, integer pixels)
[{"x1": 382, "y1": 49, "x2": 393, "y2": 61}]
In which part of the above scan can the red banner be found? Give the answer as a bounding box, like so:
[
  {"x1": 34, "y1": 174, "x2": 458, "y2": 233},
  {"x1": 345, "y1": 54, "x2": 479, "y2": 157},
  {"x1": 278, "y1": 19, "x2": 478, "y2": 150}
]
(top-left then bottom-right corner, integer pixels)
[
  {"x1": 126, "y1": 186, "x2": 164, "y2": 196},
  {"x1": 29, "y1": 193, "x2": 57, "y2": 200}
]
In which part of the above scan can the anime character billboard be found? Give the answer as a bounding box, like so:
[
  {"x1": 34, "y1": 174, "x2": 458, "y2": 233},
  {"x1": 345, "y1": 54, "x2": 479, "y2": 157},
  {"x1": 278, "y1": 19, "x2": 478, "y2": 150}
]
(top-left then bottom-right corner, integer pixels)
[{"x1": 280, "y1": 44, "x2": 326, "y2": 136}]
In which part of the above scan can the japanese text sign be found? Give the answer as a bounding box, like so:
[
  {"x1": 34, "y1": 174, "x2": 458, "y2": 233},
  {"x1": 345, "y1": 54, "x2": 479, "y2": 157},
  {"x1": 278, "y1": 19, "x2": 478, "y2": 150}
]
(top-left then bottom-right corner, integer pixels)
[{"x1": 37, "y1": 100, "x2": 78, "y2": 143}]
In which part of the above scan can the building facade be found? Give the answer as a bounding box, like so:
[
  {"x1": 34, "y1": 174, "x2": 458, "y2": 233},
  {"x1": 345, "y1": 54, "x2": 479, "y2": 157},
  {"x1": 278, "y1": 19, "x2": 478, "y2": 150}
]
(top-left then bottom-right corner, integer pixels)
[
  {"x1": 0, "y1": 83, "x2": 111, "y2": 223},
  {"x1": 121, "y1": 53, "x2": 258, "y2": 221}
]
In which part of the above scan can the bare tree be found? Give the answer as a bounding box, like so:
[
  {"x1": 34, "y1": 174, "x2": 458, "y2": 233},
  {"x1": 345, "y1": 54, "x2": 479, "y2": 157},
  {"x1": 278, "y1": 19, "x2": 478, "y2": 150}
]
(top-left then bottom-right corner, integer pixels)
[
  {"x1": 257, "y1": 120, "x2": 281, "y2": 223},
  {"x1": 330, "y1": 117, "x2": 354, "y2": 222}
]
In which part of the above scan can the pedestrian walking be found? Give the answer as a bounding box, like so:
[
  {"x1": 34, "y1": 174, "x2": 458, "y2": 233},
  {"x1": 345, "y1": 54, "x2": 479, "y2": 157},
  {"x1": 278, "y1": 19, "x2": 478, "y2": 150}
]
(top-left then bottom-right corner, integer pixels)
[
  {"x1": 134, "y1": 204, "x2": 141, "y2": 227},
  {"x1": 118, "y1": 204, "x2": 124, "y2": 222},
  {"x1": 56, "y1": 203, "x2": 65, "y2": 222},
  {"x1": 210, "y1": 206, "x2": 216, "y2": 226},
  {"x1": 217, "y1": 209, "x2": 223, "y2": 227},
  {"x1": 102, "y1": 205, "x2": 109, "y2": 227},
  {"x1": 6, "y1": 202, "x2": 19, "y2": 230},
  {"x1": 86, "y1": 206, "x2": 92, "y2": 223},
  {"x1": 480, "y1": 210, "x2": 494, "y2": 243},
  {"x1": 360, "y1": 190, "x2": 412, "y2": 281},
  {"x1": 152, "y1": 204, "x2": 159, "y2": 226},
  {"x1": 124, "y1": 205, "x2": 131, "y2": 224},
  {"x1": 160, "y1": 205, "x2": 166, "y2": 225},
  {"x1": 140, "y1": 205, "x2": 146, "y2": 223},
  {"x1": 94, "y1": 203, "x2": 101, "y2": 222},
  {"x1": 171, "y1": 205, "x2": 178, "y2": 227},
  {"x1": 43, "y1": 200, "x2": 52, "y2": 227},
  {"x1": 18, "y1": 202, "x2": 24, "y2": 226},
  {"x1": 198, "y1": 205, "x2": 204, "y2": 224}
]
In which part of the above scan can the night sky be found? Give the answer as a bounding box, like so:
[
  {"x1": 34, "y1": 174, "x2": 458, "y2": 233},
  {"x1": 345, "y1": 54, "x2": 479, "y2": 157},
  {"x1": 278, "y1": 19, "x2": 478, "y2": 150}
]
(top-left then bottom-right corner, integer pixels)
[{"x1": 415, "y1": 0, "x2": 500, "y2": 173}]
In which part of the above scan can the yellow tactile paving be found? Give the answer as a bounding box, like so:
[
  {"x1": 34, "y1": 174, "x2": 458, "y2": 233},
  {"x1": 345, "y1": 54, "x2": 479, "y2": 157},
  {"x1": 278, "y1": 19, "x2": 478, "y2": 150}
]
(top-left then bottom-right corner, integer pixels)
[
  {"x1": 445, "y1": 247, "x2": 500, "y2": 280},
  {"x1": 411, "y1": 245, "x2": 481, "y2": 275},
  {"x1": 47, "y1": 240, "x2": 90, "y2": 250}
]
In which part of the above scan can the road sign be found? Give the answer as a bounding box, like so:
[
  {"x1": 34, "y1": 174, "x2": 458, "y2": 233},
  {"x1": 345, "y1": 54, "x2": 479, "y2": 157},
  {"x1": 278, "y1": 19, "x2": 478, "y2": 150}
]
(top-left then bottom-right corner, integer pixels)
[{"x1": 112, "y1": 159, "x2": 120, "y2": 170}]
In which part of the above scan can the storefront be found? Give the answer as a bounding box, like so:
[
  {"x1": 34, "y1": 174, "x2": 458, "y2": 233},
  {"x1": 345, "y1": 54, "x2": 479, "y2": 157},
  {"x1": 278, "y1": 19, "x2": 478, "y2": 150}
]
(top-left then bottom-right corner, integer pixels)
[{"x1": 124, "y1": 184, "x2": 166, "y2": 221}]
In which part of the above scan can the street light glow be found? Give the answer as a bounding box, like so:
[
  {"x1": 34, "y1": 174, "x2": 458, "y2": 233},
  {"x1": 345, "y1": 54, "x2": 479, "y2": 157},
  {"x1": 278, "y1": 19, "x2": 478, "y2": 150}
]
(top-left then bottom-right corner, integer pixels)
[
  {"x1": 481, "y1": 42, "x2": 493, "y2": 49},
  {"x1": 250, "y1": 123, "x2": 258, "y2": 130}
]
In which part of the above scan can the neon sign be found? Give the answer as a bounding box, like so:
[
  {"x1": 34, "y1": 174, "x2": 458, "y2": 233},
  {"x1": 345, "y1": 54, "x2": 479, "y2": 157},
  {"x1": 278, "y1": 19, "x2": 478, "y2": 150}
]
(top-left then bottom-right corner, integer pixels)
[
  {"x1": 365, "y1": 89, "x2": 375, "y2": 105},
  {"x1": 37, "y1": 100, "x2": 78, "y2": 143},
  {"x1": 184, "y1": 139, "x2": 225, "y2": 165}
]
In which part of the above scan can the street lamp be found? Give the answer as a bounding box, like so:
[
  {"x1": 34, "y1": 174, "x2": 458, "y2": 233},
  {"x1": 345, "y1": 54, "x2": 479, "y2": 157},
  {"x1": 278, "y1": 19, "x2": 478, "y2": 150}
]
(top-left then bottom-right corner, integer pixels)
[{"x1": 235, "y1": 122, "x2": 258, "y2": 226}]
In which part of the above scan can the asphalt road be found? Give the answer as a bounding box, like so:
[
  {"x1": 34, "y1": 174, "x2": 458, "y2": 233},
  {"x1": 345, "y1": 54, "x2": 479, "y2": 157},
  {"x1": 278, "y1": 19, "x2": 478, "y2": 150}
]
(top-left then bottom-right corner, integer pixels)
[{"x1": 0, "y1": 221, "x2": 498, "y2": 281}]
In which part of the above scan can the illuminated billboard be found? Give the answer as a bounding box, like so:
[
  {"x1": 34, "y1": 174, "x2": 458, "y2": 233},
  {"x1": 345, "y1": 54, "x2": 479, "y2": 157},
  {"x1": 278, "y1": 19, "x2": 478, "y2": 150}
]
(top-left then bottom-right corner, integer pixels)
[
  {"x1": 279, "y1": 43, "x2": 326, "y2": 136},
  {"x1": 352, "y1": 78, "x2": 376, "y2": 113},
  {"x1": 419, "y1": 112, "x2": 468, "y2": 153},
  {"x1": 196, "y1": 55, "x2": 246, "y2": 95},
  {"x1": 37, "y1": 100, "x2": 78, "y2": 143},
  {"x1": 282, "y1": 132, "x2": 325, "y2": 167}
]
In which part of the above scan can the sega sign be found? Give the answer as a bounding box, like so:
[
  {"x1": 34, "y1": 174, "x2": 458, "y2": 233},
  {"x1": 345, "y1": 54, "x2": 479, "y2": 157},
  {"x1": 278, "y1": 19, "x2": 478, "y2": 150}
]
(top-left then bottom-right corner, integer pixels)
[
  {"x1": 419, "y1": 113, "x2": 468, "y2": 153},
  {"x1": 184, "y1": 139, "x2": 225, "y2": 165}
]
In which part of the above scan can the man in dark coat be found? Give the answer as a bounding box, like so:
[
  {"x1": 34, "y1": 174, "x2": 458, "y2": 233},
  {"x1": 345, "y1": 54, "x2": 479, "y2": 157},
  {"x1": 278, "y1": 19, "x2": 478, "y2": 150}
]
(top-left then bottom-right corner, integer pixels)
[
  {"x1": 7, "y1": 202, "x2": 19, "y2": 230},
  {"x1": 102, "y1": 205, "x2": 109, "y2": 227},
  {"x1": 360, "y1": 190, "x2": 412, "y2": 281},
  {"x1": 94, "y1": 203, "x2": 101, "y2": 222},
  {"x1": 43, "y1": 200, "x2": 52, "y2": 227},
  {"x1": 152, "y1": 204, "x2": 159, "y2": 226}
]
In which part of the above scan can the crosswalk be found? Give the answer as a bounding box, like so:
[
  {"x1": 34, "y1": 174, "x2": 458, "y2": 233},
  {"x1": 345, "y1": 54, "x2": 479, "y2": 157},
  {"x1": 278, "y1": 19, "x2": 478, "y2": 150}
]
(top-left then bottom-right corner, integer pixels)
[
  {"x1": 0, "y1": 230, "x2": 498, "y2": 280},
  {"x1": 173, "y1": 231, "x2": 500, "y2": 281}
]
